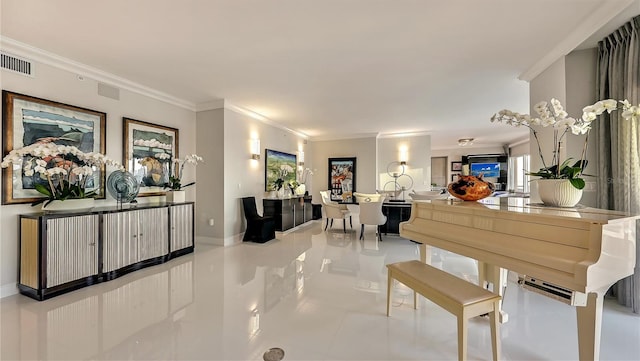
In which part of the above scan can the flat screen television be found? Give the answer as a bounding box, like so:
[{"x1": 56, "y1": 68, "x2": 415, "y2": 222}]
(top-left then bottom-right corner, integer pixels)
[{"x1": 470, "y1": 162, "x2": 500, "y2": 178}]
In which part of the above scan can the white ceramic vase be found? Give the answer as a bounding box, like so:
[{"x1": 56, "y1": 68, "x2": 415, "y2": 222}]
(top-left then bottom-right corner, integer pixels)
[
  {"x1": 41, "y1": 198, "x2": 95, "y2": 213},
  {"x1": 536, "y1": 179, "x2": 583, "y2": 207},
  {"x1": 166, "y1": 190, "x2": 186, "y2": 203}
]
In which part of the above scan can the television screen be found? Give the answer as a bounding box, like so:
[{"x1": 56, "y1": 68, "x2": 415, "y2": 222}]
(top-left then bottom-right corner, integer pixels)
[{"x1": 470, "y1": 162, "x2": 500, "y2": 178}]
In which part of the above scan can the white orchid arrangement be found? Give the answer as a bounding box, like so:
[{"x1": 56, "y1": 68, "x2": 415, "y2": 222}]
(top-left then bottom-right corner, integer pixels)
[
  {"x1": 164, "y1": 154, "x2": 204, "y2": 190},
  {"x1": 298, "y1": 167, "x2": 314, "y2": 184},
  {"x1": 1, "y1": 142, "x2": 123, "y2": 206},
  {"x1": 491, "y1": 98, "x2": 637, "y2": 189}
]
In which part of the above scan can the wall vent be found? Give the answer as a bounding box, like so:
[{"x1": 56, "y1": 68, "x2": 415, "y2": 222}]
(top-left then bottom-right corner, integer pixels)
[{"x1": 1, "y1": 52, "x2": 34, "y2": 77}]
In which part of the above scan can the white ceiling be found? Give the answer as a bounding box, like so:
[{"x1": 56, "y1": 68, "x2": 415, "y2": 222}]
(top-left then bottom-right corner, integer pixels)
[{"x1": 1, "y1": 0, "x2": 638, "y2": 149}]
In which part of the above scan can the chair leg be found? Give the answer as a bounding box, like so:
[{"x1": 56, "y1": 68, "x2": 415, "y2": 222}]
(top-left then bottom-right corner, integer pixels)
[
  {"x1": 343, "y1": 218, "x2": 346, "y2": 233},
  {"x1": 360, "y1": 224, "x2": 364, "y2": 240},
  {"x1": 324, "y1": 218, "x2": 329, "y2": 231},
  {"x1": 350, "y1": 216, "x2": 353, "y2": 228},
  {"x1": 330, "y1": 219, "x2": 334, "y2": 227}
]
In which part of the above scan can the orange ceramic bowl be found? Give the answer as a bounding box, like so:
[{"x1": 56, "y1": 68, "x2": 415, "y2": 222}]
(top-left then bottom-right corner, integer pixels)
[{"x1": 447, "y1": 175, "x2": 495, "y2": 201}]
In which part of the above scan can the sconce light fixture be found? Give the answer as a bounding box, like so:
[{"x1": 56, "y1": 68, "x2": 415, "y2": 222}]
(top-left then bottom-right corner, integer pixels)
[
  {"x1": 399, "y1": 145, "x2": 408, "y2": 165},
  {"x1": 458, "y1": 138, "x2": 474, "y2": 147},
  {"x1": 251, "y1": 138, "x2": 261, "y2": 160},
  {"x1": 251, "y1": 308, "x2": 260, "y2": 335},
  {"x1": 298, "y1": 150, "x2": 305, "y2": 166}
]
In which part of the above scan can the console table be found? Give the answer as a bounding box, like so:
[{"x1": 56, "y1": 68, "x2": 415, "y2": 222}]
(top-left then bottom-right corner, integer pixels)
[
  {"x1": 263, "y1": 196, "x2": 313, "y2": 231},
  {"x1": 18, "y1": 202, "x2": 194, "y2": 301}
]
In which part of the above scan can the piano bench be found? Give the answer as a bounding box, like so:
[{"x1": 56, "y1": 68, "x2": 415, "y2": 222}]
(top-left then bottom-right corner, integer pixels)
[{"x1": 386, "y1": 260, "x2": 501, "y2": 361}]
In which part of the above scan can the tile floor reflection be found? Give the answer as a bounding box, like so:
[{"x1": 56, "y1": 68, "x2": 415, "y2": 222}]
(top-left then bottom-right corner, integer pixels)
[{"x1": 1, "y1": 220, "x2": 639, "y2": 360}]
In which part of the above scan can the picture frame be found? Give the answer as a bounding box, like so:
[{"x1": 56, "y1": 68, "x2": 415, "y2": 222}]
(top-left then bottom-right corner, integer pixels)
[
  {"x1": 123, "y1": 117, "x2": 178, "y2": 197},
  {"x1": 265, "y1": 149, "x2": 297, "y2": 191},
  {"x1": 2, "y1": 91, "x2": 106, "y2": 205},
  {"x1": 328, "y1": 157, "x2": 356, "y2": 201},
  {"x1": 451, "y1": 161, "x2": 462, "y2": 171}
]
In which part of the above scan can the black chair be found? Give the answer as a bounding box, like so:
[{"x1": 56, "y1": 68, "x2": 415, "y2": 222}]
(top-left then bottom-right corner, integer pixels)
[{"x1": 241, "y1": 197, "x2": 276, "y2": 243}]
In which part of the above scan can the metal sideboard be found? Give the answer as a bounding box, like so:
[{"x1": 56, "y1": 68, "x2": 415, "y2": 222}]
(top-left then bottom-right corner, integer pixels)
[{"x1": 18, "y1": 202, "x2": 194, "y2": 301}]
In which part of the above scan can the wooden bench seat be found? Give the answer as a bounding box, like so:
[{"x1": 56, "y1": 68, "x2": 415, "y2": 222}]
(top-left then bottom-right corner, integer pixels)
[{"x1": 386, "y1": 260, "x2": 501, "y2": 361}]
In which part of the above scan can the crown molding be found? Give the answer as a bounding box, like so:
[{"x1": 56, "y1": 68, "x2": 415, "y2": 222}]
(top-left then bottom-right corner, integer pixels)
[
  {"x1": 377, "y1": 131, "x2": 432, "y2": 139},
  {"x1": 0, "y1": 36, "x2": 196, "y2": 111},
  {"x1": 519, "y1": 0, "x2": 633, "y2": 82},
  {"x1": 195, "y1": 99, "x2": 225, "y2": 111},
  {"x1": 223, "y1": 102, "x2": 309, "y2": 139}
]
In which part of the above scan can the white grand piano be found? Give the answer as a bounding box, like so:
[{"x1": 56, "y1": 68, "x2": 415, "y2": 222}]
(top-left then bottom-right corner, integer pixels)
[{"x1": 400, "y1": 197, "x2": 638, "y2": 361}]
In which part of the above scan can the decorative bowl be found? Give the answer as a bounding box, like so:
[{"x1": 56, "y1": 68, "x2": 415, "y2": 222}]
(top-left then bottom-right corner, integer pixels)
[
  {"x1": 408, "y1": 190, "x2": 448, "y2": 200},
  {"x1": 107, "y1": 170, "x2": 140, "y2": 203},
  {"x1": 447, "y1": 175, "x2": 494, "y2": 201}
]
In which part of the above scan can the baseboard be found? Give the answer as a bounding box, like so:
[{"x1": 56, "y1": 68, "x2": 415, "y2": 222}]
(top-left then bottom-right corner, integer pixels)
[
  {"x1": 0, "y1": 282, "x2": 19, "y2": 299},
  {"x1": 195, "y1": 235, "x2": 243, "y2": 247}
]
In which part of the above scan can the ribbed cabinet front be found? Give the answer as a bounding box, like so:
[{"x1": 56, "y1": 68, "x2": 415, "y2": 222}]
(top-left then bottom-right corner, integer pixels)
[
  {"x1": 46, "y1": 214, "x2": 99, "y2": 288},
  {"x1": 103, "y1": 208, "x2": 169, "y2": 273},
  {"x1": 170, "y1": 204, "x2": 193, "y2": 252}
]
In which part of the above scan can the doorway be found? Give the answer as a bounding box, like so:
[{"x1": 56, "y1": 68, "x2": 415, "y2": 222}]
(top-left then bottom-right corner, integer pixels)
[{"x1": 431, "y1": 157, "x2": 447, "y2": 188}]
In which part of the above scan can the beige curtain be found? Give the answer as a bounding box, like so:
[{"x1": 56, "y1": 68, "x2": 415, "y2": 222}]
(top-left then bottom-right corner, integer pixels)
[{"x1": 595, "y1": 15, "x2": 640, "y2": 313}]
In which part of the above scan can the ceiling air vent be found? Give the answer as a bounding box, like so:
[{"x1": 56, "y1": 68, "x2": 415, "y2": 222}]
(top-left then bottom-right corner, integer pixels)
[{"x1": 1, "y1": 52, "x2": 34, "y2": 77}]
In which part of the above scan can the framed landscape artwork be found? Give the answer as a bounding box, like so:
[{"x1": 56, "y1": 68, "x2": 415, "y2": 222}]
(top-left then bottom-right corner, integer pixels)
[
  {"x1": 265, "y1": 149, "x2": 297, "y2": 191},
  {"x1": 123, "y1": 117, "x2": 178, "y2": 196},
  {"x1": 1, "y1": 91, "x2": 106, "y2": 204},
  {"x1": 328, "y1": 157, "x2": 356, "y2": 201}
]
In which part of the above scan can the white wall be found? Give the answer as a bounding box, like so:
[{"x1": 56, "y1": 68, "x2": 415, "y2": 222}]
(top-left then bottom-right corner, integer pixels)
[
  {"x1": 377, "y1": 135, "x2": 432, "y2": 198},
  {"x1": 565, "y1": 49, "x2": 598, "y2": 207},
  {"x1": 529, "y1": 57, "x2": 567, "y2": 203},
  {"x1": 528, "y1": 49, "x2": 598, "y2": 206},
  {"x1": 0, "y1": 63, "x2": 196, "y2": 297},
  {"x1": 309, "y1": 137, "x2": 377, "y2": 203},
  {"x1": 195, "y1": 109, "x2": 225, "y2": 240},
  {"x1": 509, "y1": 141, "x2": 530, "y2": 157},
  {"x1": 223, "y1": 108, "x2": 307, "y2": 241},
  {"x1": 195, "y1": 107, "x2": 308, "y2": 246}
]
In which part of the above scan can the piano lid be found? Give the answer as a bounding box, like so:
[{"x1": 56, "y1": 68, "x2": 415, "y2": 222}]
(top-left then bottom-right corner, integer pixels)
[{"x1": 422, "y1": 197, "x2": 638, "y2": 224}]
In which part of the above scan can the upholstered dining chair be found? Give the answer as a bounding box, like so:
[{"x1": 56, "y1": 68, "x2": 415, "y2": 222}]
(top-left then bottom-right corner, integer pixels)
[
  {"x1": 319, "y1": 190, "x2": 352, "y2": 233},
  {"x1": 358, "y1": 195, "x2": 387, "y2": 241},
  {"x1": 241, "y1": 196, "x2": 276, "y2": 243},
  {"x1": 353, "y1": 192, "x2": 384, "y2": 203}
]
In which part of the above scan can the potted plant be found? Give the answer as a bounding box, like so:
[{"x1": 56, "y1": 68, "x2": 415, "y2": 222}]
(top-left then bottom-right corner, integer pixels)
[
  {"x1": 1, "y1": 142, "x2": 123, "y2": 211},
  {"x1": 164, "y1": 154, "x2": 203, "y2": 202},
  {"x1": 491, "y1": 98, "x2": 637, "y2": 207}
]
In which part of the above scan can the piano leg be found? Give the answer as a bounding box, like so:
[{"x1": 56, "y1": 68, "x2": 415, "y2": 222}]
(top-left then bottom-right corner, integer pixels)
[
  {"x1": 478, "y1": 261, "x2": 509, "y2": 324},
  {"x1": 576, "y1": 291, "x2": 604, "y2": 361}
]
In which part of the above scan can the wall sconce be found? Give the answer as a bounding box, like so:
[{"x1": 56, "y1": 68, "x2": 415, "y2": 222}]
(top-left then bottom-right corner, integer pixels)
[
  {"x1": 458, "y1": 138, "x2": 474, "y2": 147},
  {"x1": 298, "y1": 150, "x2": 305, "y2": 166},
  {"x1": 251, "y1": 138, "x2": 261, "y2": 160},
  {"x1": 399, "y1": 145, "x2": 408, "y2": 165},
  {"x1": 250, "y1": 308, "x2": 260, "y2": 335}
]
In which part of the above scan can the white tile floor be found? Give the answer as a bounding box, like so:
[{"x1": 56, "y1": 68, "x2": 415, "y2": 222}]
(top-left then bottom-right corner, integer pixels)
[{"x1": 1, "y1": 220, "x2": 639, "y2": 360}]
